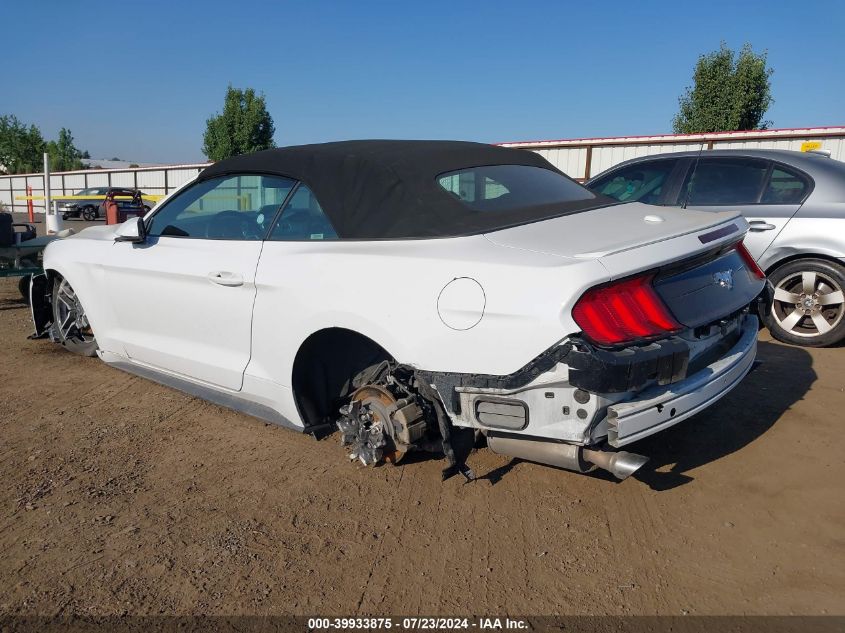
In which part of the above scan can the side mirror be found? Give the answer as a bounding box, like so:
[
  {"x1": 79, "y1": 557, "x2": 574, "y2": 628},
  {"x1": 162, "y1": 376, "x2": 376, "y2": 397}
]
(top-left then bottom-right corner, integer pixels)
[{"x1": 114, "y1": 216, "x2": 147, "y2": 243}]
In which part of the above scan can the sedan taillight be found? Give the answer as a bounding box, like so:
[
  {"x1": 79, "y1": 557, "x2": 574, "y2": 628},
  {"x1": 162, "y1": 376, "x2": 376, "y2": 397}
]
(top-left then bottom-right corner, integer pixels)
[{"x1": 572, "y1": 274, "x2": 682, "y2": 346}]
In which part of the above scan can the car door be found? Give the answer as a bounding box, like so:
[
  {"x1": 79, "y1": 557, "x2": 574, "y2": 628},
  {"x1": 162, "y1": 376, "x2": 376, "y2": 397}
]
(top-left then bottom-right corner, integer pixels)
[
  {"x1": 103, "y1": 173, "x2": 296, "y2": 391},
  {"x1": 675, "y1": 157, "x2": 806, "y2": 260}
]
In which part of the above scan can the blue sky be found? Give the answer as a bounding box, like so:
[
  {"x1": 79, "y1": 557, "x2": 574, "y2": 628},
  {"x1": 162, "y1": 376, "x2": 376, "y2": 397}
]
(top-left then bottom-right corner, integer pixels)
[{"x1": 5, "y1": 0, "x2": 844, "y2": 163}]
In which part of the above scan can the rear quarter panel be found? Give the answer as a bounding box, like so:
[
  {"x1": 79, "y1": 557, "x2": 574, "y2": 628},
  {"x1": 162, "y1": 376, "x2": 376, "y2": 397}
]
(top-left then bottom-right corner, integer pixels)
[
  {"x1": 759, "y1": 203, "x2": 845, "y2": 272},
  {"x1": 246, "y1": 235, "x2": 610, "y2": 387}
]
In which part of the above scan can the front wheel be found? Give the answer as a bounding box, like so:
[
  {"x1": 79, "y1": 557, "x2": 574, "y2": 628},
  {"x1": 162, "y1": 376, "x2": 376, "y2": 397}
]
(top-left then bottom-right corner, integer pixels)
[
  {"x1": 52, "y1": 277, "x2": 98, "y2": 356},
  {"x1": 763, "y1": 258, "x2": 845, "y2": 347},
  {"x1": 82, "y1": 206, "x2": 98, "y2": 221}
]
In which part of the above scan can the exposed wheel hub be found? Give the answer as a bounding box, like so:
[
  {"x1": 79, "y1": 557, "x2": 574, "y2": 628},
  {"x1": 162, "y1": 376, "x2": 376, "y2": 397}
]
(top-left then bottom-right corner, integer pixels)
[{"x1": 337, "y1": 375, "x2": 429, "y2": 467}]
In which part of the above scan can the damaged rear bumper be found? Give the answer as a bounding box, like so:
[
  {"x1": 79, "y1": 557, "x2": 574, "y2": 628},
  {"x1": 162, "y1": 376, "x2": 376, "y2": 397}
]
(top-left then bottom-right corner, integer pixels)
[
  {"x1": 422, "y1": 312, "x2": 758, "y2": 448},
  {"x1": 605, "y1": 314, "x2": 757, "y2": 446}
]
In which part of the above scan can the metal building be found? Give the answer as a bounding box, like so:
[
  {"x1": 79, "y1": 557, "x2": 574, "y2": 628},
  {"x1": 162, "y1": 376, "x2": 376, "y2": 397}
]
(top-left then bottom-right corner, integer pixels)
[
  {"x1": 3, "y1": 126, "x2": 844, "y2": 213},
  {"x1": 498, "y1": 125, "x2": 845, "y2": 181}
]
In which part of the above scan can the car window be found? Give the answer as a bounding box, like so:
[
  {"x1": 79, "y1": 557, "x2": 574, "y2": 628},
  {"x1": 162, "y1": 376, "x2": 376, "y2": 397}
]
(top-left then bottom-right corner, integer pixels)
[
  {"x1": 761, "y1": 167, "x2": 809, "y2": 204},
  {"x1": 146, "y1": 174, "x2": 296, "y2": 240},
  {"x1": 681, "y1": 158, "x2": 769, "y2": 205},
  {"x1": 588, "y1": 159, "x2": 677, "y2": 205},
  {"x1": 436, "y1": 164, "x2": 594, "y2": 212},
  {"x1": 268, "y1": 184, "x2": 339, "y2": 241}
]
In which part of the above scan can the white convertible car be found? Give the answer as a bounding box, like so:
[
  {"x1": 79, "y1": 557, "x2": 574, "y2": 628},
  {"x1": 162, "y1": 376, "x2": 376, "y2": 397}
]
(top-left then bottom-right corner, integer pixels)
[{"x1": 31, "y1": 141, "x2": 767, "y2": 481}]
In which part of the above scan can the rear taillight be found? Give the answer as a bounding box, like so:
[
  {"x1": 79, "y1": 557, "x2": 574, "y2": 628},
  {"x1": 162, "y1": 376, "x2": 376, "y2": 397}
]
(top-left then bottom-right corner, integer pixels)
[
  {"x1": 572, "y1": 274, "x2": 682, "y2": 347},
  {"x1": 736, "y1": 242, "x2": 765, "y2": 279}
]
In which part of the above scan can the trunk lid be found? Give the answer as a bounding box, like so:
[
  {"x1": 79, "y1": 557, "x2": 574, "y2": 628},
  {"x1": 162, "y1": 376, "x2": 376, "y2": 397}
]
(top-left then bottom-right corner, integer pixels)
[
  {"x1": 483, "y1": 202, "x2": 741, "y2": 260},
  {"x1": 484, "y1": 201, "x2": 764, "y2": 331}
]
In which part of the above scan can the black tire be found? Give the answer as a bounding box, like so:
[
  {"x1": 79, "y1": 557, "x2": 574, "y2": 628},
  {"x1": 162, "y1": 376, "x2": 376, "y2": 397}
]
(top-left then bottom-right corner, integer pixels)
[
  {"x1": 18, "y1": 275, "x2": 31, "y2": 300},
  {"x1": 51, "y1": 277, "x2": 98, "y2": 356},
  {"x1": 762, "y1": 258, "x2": 845, "y2": 347},
  {"x1": 82, "y1": 206, "x2": 98, "y2": 221}
]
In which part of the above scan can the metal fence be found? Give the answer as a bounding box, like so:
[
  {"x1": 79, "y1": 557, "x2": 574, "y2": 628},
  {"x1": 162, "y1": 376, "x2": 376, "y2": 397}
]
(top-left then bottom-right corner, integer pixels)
[
  {"x1": 0, "y1": 162, "x2": 211, "y2": 213},
  {"x1": 4, "y1": 126, "x2": 844, "y2": 213},
  {"x1": 499, "y1": 125, "x2": 845, "y2": 181}
]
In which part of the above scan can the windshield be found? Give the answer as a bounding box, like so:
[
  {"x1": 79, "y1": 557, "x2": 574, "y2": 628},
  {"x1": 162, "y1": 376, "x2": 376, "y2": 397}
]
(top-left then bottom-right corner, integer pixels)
[
  {"x1": 437, "y1": 164, "x2": 595, "y2": 212},
  {"x1": 76, "y1": 188, "x2": 101, "y2": 196}
]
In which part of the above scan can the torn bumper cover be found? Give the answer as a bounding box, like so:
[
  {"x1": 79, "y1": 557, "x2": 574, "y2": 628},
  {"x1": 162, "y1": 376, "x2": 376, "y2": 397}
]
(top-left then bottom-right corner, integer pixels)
[
  {"x1": 605, "y1": 316, "x2": 757, "y2": 447},
  {"x1": 419, "y1": 312, "x2": 758, "y2": 448}
]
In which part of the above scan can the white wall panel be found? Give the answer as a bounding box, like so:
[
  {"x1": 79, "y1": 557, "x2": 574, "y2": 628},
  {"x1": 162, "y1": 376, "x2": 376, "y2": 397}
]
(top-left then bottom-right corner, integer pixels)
[
  {"x1": 86, "y1": 173, "x2": 109, "y2": 187},
  {"x1": 166, "y1": 168, "x2": 203, "y2": 187},
  {"x1": 110, "y1": 171, "x2": 136, "y2": 187},
  {"x1": 136, "y1": 170, "x2": 166, "y2": 188},
  {"x1": 63, "y1": 174, "x2": 86, "y2": 188}
]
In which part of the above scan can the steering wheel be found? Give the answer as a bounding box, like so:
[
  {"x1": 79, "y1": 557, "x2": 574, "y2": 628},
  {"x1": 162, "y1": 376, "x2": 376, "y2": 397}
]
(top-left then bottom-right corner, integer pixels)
[
  {"x1": 276, "y1": 211, "x2": 310, "y2": 238},
  {"x1": 207, "y1": 210, "x2": 262, "y2": 240}
]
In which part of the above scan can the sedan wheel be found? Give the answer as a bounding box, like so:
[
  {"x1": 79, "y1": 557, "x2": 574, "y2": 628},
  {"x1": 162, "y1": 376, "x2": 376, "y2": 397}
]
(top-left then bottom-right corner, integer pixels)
[
  {"x1": 52, "y1": 277, "x2": 98, "y2": 356},
  {"x1": 82, "y1": 206, "x2": 98, "y2": 221},
  {"x1": 764, "y1": 259, "x2": 845, "y2": 347}
]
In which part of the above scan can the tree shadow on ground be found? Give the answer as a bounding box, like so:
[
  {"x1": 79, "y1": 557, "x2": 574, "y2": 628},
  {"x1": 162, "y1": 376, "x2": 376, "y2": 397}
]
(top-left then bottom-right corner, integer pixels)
[{"x1": 630, "y1": 340, "x2": 815, "y2": 490}]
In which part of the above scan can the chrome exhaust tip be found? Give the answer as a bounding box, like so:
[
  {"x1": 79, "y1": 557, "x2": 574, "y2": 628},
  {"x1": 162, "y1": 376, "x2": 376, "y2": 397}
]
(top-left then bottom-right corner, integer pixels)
[{"x1": 582, "y1": 448, "x2": 649, "y2": 480}]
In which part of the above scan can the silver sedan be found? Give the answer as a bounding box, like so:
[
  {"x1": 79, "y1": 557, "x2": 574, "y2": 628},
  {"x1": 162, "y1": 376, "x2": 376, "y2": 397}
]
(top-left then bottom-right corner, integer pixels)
[{"x1": 588, "y1": 149, "x2": 845, "y2": 347}]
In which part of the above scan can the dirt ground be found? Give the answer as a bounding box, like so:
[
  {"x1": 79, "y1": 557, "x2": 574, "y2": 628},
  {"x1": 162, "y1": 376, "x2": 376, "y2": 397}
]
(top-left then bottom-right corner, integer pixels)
[{"x1": 1, "y1": 214, "x2": 843, "y2": 617}]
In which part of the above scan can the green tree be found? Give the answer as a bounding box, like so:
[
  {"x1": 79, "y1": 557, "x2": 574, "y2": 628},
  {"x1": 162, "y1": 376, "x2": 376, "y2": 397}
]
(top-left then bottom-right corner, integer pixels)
[
  {"x1": 203, "y1": 85, "x2": 275, "y2": 161},
  {"x1": 0, "y1": 115, "x2": 46, "y2": 174},
  {"x1": 673, "y1": 43, "x2": 773, "y2": 134},
  {"x1": 46, "y1": 127, "x2": 84, "y2": 171}
]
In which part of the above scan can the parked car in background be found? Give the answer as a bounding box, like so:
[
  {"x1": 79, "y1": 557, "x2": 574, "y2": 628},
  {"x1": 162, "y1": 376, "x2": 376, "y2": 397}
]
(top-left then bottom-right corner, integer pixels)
[
  {"x1": 31, "y1": 141, "x2": 765, "y2": 482},
  {"x1": 587, "y1": 149, "x2": 845, "y2": 347},
  {"x1": 60, "y1": 187, "x2": 153, "y2": 221}
]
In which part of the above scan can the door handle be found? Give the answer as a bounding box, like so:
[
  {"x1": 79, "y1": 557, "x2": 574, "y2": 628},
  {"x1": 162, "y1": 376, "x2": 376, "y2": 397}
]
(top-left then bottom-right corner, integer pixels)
[
  {"x1": 748, "y1": 220, "x2": 776, "y2": 232},
  {"x1": 207, "y1": 271, "x2": 244, "y2": 287}
]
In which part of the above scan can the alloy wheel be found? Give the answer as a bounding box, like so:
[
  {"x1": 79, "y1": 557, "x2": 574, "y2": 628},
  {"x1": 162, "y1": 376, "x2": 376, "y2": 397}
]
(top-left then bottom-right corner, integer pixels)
[
  {"x1": 771, "y1": 270, "x2": 845, "y2": 338},
  {"x1": 55, "y1": 278, "x2": 95, "y2": 345}
]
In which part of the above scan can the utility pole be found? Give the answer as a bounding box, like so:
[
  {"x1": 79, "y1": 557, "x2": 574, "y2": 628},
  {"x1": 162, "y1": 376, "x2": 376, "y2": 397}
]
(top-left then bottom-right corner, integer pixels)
[{"x1": 43, "y1": 152, "x2": 63, "y2": 234}]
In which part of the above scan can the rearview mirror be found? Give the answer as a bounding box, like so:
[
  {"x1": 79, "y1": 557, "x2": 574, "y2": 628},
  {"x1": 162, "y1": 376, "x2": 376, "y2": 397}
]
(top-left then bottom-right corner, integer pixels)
[{"x1": 114, "y1": 216, "x2": 147, "y2": 243}]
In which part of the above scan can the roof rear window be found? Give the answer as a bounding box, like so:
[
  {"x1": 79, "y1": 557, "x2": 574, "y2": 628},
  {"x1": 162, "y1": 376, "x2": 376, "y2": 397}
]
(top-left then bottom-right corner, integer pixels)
[{"x1": 437, "y1": 164, "x2": 594, "y2": 212}]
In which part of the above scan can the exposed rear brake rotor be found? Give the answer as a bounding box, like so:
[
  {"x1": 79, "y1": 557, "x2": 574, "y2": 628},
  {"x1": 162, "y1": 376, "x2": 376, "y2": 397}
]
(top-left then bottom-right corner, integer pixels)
[
  {"x1": 353, "y1": 385, "x2": 406, "y2": 464},
  {"x1": 337, "y1": 385, "x2": 405, "y2": 466}
]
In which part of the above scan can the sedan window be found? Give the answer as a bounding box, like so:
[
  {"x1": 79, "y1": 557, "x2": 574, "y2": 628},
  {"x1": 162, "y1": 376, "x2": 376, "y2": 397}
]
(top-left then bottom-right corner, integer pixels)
[
  {"x1": 681, "y1": 158, "x2": 769, "y2": 205},
  {"x1": 588, "y1": 159, "x2": 678, "y2": 205},
  {"x1": 146, "y1": 174, "x2": 296, "y2": 240},
  {"x1": 761, "y1": 167, "x2": 809, "y2": 204}
]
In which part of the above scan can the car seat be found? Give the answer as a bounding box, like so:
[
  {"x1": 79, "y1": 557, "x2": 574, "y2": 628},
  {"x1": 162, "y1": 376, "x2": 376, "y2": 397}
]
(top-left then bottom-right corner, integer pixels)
[
  {"x1": 0, "y1": 213, "x2": 14, "y2": 247},
  {"x1": 0, "y1": 213, "x2": 36, "y2": 246}
]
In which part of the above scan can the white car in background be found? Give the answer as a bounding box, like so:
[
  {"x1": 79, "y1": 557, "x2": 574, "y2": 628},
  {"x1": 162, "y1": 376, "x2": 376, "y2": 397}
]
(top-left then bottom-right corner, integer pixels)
[{"x1": 31, "y1": 141, "x2": 766, "y2": 481}]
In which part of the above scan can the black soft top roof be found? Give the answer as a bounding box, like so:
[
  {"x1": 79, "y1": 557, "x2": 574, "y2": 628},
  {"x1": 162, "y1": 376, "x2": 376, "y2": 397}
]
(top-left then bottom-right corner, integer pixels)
[{"x1": 197, "y1": 140, "x2": 605, "y2": 239}]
